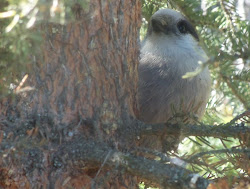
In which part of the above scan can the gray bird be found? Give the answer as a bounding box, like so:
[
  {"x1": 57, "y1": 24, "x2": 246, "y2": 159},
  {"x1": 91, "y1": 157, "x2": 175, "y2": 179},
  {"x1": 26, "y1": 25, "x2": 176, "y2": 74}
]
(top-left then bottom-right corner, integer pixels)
[{"x1": 138, "y1": 9, "x2": 211, "y2": 124}]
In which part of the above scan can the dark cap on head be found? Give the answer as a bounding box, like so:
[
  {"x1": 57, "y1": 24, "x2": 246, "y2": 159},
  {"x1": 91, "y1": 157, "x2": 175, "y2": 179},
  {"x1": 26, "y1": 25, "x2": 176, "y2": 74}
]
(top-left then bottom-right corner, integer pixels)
[{"x1": 147, "y1": 9, "x2": 199, "y2": 41}]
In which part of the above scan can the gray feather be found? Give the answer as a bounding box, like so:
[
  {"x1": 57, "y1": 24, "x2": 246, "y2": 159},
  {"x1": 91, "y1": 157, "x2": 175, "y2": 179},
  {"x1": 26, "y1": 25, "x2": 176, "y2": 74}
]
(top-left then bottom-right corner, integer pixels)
[{"x1": 138, "y1": 9, "x2": 211, "y2": 123}]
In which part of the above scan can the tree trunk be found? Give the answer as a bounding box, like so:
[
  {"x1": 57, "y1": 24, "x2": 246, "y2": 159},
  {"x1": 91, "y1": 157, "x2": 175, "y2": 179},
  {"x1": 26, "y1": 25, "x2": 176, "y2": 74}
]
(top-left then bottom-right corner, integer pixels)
[{"x1": 0, "y1": 0, "x2": 142, "y2": 188}]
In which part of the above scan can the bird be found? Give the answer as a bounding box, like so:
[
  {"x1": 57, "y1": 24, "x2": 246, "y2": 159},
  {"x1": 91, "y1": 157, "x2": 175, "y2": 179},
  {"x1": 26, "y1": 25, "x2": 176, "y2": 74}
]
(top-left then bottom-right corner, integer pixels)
[{"x1": 138, "y1": 9, "x2": 211, "y2": 124}]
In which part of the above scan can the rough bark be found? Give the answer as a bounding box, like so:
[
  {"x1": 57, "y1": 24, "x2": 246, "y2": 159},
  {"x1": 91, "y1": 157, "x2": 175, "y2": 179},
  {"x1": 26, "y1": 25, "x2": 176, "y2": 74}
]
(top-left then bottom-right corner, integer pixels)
[{"x1": 0, "y1": 0, "x2": 142, "y2": 188}]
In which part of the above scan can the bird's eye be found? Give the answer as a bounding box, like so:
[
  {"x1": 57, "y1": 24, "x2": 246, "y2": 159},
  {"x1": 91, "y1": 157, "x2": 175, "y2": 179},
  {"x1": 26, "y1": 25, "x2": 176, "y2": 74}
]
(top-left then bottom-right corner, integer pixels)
[{"x1": 177, "y1": 21, "x2": 188, "y2": 34}]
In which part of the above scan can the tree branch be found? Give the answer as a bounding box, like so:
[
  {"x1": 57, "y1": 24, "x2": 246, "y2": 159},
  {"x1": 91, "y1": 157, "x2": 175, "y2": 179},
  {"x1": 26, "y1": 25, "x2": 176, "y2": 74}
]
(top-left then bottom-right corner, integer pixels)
[
  {"x1": 135, "y1": 121, "x2": 250, "y2": 139},
  {"x1": 54, "y1": 138, "x2": 210, "y2": 189},
  {"x1": 226, "y1": 110, "x2": 250, "y2": 126},
  {"x1": 222, "y1": 75, "x2": 249, "y2": 109},
  {"x1": 187, "y1": 148, "x2": 250, "y2": 162}
]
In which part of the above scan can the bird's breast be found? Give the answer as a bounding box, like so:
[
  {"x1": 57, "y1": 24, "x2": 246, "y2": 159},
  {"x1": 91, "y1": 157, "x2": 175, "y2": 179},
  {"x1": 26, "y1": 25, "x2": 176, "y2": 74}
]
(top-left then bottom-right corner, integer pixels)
[{"x1": 138, "y1": 49, "x2": 211, "y2": 123}]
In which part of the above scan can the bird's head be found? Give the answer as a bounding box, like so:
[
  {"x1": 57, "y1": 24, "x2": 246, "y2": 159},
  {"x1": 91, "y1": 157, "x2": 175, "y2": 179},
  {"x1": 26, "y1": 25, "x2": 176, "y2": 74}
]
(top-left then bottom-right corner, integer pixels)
[{"x1": 147, "y1": 9, "x2": 199, "y2": 41}]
